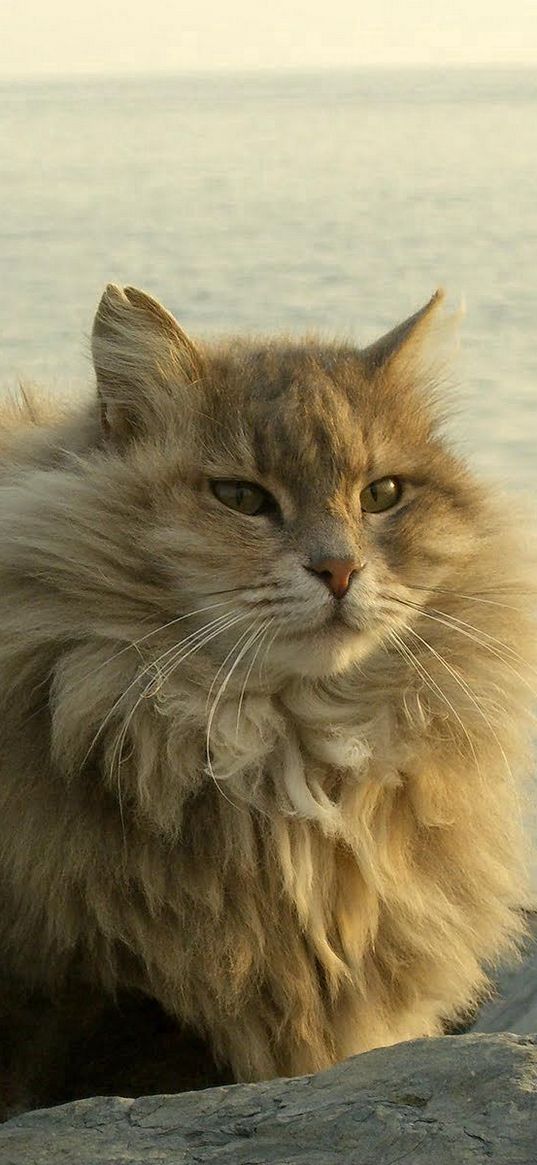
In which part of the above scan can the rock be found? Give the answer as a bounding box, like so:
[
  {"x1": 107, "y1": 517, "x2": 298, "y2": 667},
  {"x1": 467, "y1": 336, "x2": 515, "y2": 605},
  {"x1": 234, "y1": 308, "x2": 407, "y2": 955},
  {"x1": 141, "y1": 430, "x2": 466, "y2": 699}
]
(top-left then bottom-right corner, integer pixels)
[
  {"x1": 1, "y1": 1032, "x2": 536, "y2": 1165},
  {"x1": 472, "y1": 916, "x2": 537, "y2": 1036}
]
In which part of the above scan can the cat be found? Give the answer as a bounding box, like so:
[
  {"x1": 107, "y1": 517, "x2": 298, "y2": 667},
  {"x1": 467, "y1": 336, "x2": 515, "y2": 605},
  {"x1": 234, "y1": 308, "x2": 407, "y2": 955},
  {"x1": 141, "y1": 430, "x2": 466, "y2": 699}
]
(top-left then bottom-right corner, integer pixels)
[{"x1": 0, "y1": 284, "x2": 535, "y2": 1115}]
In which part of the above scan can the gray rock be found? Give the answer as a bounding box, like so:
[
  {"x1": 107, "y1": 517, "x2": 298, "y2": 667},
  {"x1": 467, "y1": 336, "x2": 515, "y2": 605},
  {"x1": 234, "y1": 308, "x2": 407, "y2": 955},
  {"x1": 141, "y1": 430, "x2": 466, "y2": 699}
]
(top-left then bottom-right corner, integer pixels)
[
  {"x1": 472, "y1": 917, "x2": 537, "y2": 1036},
  {"x1": 1, "y1": 1032, "x2": 537, "y2": 1165}
]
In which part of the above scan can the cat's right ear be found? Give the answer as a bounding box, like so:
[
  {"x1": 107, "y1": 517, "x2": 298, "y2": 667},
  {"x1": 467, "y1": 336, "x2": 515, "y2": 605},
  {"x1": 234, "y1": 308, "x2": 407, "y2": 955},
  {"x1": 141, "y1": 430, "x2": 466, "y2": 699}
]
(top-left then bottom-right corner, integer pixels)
[
  {"x1": 360, "y1": 290, "x2": 464, "y2": 393},
  {"x1": 92, "y1": 284, "x2": 204, "y2": 445}
]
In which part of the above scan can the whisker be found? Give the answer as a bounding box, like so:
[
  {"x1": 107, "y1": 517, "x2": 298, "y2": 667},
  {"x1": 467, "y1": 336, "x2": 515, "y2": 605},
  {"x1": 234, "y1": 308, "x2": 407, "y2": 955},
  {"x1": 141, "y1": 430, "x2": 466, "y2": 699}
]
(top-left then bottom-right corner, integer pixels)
[
  {"x1": 198, "y1": 583, "x2": 278, "y2": 598},
  {"x1": 403, "y1": 582, "x2": 532, "y2": 613},
  {"x1": 421, "y1": 606, "x2": 537, "y2": 686},
  {"x1": 421, "y1": 604, "x2": 534, "y2": 660},
  {"x1": 205, "y1": 617, "x2": 266, "y2": 789},
  {"x1": 24, "y1": 600, "x2": 234, "y2": 728},
  {"x1": 389, "y1": 629, "x2": 480, "y2": 770},
  {"x1": 234, "y1": 618, "x2": 274, "y2": 744},
  {"x1": 386, "y1": 593, "x2": 537, "y2": 700},
  {"x1": 152, "y1": 610, "x2": 248, "y2": 690},
  {"x1": 81, "y1": 609, "x2": 245, "y2": 769},
  {"x1": 259, "y1": 622, "x2": 282, "y2": 681},
  {"x1": 390, "y1": 591, "x2": 532, "y2": 658},
  {"x1": 204, "y1": 618, "x2": 262, "y2": 714},
  {"x1": 404, "y1": 623, "x2": 513, "y2": 783},
  {"x1": 117, "y1": 614, "x2": 245, "y2": 748},
  {"x1": 130, "y1": 602, "x2": 234, "y2": 649},
  {"x1": 108, "y1": 611, "x2": 252, "y2": 829}
]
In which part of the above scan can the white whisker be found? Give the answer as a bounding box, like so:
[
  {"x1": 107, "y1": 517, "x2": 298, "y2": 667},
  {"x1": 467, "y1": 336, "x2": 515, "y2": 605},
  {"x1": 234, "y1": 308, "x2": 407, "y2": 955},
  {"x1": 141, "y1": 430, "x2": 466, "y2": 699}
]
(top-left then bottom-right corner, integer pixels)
[
  {"x1": 259, "y1": 621, "x2": 282, "y2": 681},
  {"x1": 235, "y1": 618, "x2": 274, "y2": 744},
  {"x1": 108, "y1": 610, "x2": 252, "y2": 837},
  {"x1": 81, "y1": 608, "x2": 246, "y2": 770},
  {"x1": 387, "y1": 593, "x2": 537, "y2": 700},
  {"x1": 404, "y1": 623, "x2": 513, "y2": 784},
  {"x1": 404, "y1": 582, "x2": 531, "y2": 613},
  {"x1": 153, "y1": 610, "x2": 248, "y2": 690},
  {"x1": 205, "y1": 617, "x2": 266, "y2": 790},
  {"x1": 25, "y1": 600, "x2": 235, "y2": 727},
  {"x1": 389, "y1": 629, "x2": 480, "y2": 770}
]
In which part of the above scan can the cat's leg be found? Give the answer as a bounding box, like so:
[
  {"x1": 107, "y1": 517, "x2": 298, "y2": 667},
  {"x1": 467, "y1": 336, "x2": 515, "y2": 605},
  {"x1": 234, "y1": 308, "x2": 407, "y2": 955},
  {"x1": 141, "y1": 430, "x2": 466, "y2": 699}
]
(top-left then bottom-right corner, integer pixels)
[
  {"x1": 206, "y1": 994, "x2": 339, "y2": 1083},
  {"x1": 0, "y1": 980, "x2": 108, "y2": 1121},
  {"x1": 327, "y1": 983, "x2": 442, "y2": 1064}
]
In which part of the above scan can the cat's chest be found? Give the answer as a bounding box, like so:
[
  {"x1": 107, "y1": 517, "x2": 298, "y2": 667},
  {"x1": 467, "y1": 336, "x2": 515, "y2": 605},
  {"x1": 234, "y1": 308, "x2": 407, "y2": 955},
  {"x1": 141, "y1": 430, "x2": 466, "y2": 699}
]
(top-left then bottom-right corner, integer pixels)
[{"x1": 199, "y1": 681, "x2": 404, "y2": 816}]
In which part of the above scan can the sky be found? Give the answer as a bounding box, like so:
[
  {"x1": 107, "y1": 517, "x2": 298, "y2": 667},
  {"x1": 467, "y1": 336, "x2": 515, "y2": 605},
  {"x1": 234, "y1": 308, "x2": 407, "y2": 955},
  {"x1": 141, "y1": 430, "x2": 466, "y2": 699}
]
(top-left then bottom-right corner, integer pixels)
[{"x1": 2, "y1": 0, "x2": 537, "y2": 76}]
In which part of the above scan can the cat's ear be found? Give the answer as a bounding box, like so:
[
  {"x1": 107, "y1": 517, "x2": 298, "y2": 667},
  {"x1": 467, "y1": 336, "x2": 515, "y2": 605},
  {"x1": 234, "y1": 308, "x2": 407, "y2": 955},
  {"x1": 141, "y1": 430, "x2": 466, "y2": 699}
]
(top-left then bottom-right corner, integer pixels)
[
  {"x1": 92, "y1": 284, "x2": 203, "y2": 443},
  {"x1": 362, "y1": 290, "x2": 463, "y2": 382}
]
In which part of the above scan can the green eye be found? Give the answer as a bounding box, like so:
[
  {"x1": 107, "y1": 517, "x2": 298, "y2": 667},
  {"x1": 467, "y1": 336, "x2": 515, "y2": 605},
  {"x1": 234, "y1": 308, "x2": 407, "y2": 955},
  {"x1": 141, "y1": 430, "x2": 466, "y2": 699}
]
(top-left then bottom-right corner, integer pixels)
[
  {"x1": 360, "y1": 476, "x2": 402, "y2": 514},
  {"x1": 210, "y1": 480, "x2": 277, "y2": 517}
]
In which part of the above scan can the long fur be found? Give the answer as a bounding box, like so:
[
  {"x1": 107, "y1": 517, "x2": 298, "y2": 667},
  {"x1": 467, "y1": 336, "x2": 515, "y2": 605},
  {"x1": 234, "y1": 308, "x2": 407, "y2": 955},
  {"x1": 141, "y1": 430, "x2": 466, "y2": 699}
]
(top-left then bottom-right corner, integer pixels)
[{"x1": 0, "y1": 286, "x2": 535, "y2": 1097}]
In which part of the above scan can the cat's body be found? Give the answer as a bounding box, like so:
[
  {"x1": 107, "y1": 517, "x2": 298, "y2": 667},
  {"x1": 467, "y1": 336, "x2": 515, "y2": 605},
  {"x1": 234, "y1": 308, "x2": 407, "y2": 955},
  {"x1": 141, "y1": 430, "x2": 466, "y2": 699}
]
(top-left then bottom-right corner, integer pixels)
[{"x1": 0, "y1": 286, "x2": 535, "y2": 1113}]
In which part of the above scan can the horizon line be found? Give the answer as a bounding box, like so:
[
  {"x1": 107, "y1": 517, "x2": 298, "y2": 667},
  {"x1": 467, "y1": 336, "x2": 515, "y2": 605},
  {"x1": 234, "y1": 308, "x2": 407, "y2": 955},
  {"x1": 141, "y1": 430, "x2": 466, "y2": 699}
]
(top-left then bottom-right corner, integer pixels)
[{"x1": 2, "y1": 60, "x2": 537, "y2": 84}]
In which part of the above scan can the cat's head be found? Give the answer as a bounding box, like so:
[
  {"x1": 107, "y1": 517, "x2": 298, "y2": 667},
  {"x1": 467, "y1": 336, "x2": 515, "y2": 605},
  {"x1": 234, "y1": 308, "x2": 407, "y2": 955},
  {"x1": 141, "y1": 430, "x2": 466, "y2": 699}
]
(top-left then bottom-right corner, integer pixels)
[{"x1": 91, "y1": 285, "x2": 481, "y2": 680}]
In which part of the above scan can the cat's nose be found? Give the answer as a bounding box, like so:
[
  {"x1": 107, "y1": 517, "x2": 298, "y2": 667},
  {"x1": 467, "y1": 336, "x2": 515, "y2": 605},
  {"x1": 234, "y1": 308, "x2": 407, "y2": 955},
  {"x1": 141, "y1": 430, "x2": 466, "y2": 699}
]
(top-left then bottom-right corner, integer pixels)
[{"x1": 307, "y1": 557, "x2": 365, "y2": 599}]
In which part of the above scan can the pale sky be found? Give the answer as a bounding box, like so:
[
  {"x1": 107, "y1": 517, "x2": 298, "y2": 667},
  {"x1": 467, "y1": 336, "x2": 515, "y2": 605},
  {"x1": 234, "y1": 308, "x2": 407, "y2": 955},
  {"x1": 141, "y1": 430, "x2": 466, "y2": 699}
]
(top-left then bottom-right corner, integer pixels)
[{"x1": 2, "y1": 0, "x2": 537, "y2": 76}]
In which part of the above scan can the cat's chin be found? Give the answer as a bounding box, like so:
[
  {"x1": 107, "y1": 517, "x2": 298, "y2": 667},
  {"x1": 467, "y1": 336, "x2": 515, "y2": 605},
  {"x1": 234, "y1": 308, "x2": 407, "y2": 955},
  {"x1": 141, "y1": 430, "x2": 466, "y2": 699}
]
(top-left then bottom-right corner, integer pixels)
[{"x1": 268, "y1": 624, "x2": 379, "y2": 679}]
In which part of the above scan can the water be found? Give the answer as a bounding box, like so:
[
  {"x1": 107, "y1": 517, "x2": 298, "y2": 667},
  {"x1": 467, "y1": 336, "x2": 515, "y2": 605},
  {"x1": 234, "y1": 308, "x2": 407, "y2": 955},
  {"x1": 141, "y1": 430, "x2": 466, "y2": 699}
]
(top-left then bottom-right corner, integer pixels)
[
  {"x1": 1, "y1": 67, "x2": 536, "y2": 489},
  {"x1": 2, "y1": 66, "x2": 537, "y2": 882}
]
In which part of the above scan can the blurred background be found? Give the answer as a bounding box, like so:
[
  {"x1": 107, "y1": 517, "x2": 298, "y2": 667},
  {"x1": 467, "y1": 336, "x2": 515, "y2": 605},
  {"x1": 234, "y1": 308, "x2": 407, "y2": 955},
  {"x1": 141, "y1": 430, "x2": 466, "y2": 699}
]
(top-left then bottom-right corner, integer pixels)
[
  {"x1": 1, "y1": 3, "x2": 537, "y2": 893},
  {"x1": 1, "y1": 1, "x2": 536, "y2": 490}
]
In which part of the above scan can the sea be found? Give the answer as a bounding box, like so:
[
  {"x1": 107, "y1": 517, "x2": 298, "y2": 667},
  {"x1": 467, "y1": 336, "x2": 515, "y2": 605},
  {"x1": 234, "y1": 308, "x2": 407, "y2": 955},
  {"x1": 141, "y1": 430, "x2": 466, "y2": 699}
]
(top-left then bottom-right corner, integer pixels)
[
  {"x1": 1, "y1": 66, "x2": 537, "y2": 490},
  {"x1": 1, "y1": 66, "x2": 537, "y2": 877}
]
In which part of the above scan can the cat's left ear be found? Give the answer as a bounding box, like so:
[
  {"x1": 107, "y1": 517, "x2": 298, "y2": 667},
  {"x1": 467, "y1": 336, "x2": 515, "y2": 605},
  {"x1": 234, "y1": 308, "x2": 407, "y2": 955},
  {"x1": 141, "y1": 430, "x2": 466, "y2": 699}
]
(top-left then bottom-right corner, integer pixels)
[
  {"x1": 92, "y1": 284, "x2": 204, "y2": 444},
  {"x1": 361, "y1": 290, "x2": 464, "y2": 384}
]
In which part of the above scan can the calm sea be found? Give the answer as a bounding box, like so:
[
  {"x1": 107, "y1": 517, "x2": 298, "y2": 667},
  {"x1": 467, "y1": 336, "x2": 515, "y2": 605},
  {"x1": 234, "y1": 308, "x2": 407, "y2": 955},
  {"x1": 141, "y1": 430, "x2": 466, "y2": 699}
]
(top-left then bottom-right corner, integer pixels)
[
  {"x1": 1, "y1": 66, "x2": 536, "y2": 487},
  {"x1": 2, "y1": 67, "x2": 537, "y2": 875}
]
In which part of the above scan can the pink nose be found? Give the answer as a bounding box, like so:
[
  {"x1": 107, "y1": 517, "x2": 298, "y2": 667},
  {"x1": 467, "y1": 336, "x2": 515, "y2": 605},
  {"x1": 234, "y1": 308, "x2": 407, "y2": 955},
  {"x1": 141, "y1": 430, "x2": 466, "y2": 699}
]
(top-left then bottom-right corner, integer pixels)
[{"x1": 308, "y1": 558, "x2": 364, "y2": 599}]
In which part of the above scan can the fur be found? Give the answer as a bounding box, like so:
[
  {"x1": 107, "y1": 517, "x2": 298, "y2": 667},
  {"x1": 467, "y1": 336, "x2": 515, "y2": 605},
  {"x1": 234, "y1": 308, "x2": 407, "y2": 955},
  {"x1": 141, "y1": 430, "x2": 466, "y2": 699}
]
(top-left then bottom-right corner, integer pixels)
[{"x1": 0, "y1": 285, "x2": 535, "y2": 1102}]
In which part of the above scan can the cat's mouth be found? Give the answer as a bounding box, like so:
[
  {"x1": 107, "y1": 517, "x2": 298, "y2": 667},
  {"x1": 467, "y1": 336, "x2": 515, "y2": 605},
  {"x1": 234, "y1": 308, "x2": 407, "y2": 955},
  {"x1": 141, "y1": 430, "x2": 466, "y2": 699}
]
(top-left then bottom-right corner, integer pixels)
[
  {"x1": 285, "y1": 602, "x2": 364, "y2": 641},
  {"x1": 272, "y1": 600, "x2": 378, "y2": 677},
  {"x1": 323, "y1": 606, "x2": 363, "y2": 634}
]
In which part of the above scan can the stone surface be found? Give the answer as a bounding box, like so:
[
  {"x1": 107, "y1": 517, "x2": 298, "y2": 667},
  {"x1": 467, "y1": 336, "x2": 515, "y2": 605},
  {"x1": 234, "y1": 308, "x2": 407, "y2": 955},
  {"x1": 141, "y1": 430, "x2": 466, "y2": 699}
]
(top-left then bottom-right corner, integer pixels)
[
  {"x1": 1, "y1": 1032, "x2": 537, "y2": 1165},
  {"x1": 472, "y1": 916, "x2": 537, "y2": 1036}
]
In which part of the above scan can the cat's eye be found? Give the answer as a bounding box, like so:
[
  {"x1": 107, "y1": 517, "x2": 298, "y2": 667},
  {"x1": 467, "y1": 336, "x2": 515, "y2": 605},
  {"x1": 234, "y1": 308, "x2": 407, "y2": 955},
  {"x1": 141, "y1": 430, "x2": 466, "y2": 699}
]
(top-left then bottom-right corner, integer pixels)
[
  {"x1": 360, "y1": 476, "x2": 402, "y2": 513},
  {"x1": 210, "y1": 480, "x2": 278, "y2": 517}
]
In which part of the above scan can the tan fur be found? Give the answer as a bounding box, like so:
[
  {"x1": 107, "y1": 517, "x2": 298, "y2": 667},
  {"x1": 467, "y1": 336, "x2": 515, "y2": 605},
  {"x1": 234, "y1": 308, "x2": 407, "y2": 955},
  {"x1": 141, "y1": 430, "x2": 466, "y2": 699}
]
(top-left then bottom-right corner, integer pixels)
[{"x1": 0, "y1": 286, "x2": 535, "y2": 1094}]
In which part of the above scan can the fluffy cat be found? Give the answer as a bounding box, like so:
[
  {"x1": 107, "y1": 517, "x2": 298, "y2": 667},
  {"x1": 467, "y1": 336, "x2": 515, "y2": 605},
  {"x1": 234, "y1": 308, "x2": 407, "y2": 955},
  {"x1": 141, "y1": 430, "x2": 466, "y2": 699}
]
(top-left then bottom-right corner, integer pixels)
[{"x1": 0, "y1": 285, "x2": 535, "y2": 1113}]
